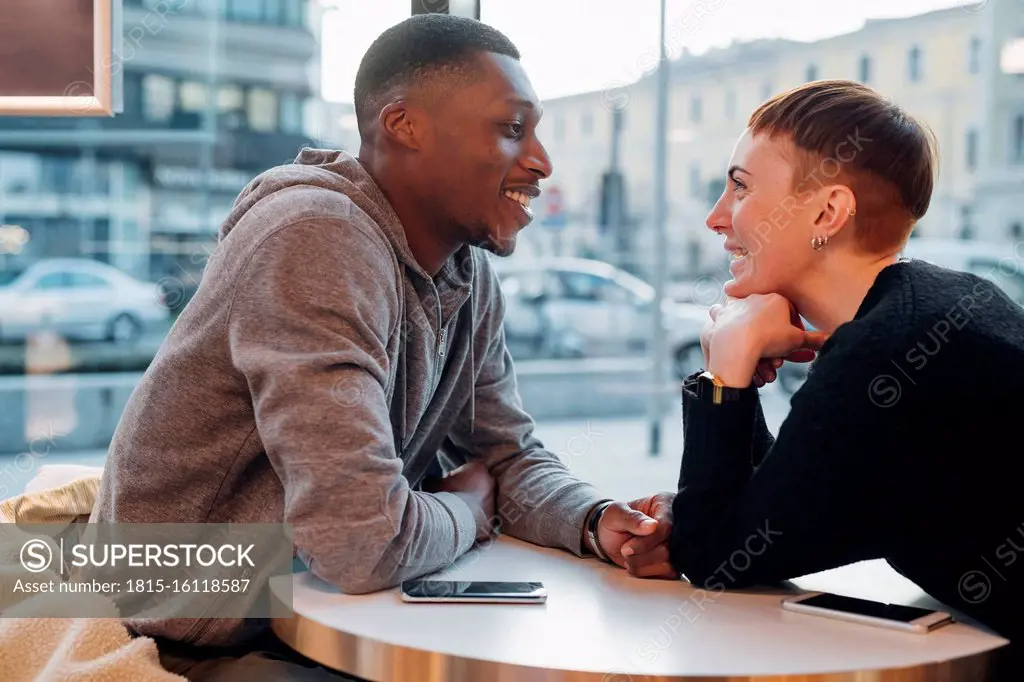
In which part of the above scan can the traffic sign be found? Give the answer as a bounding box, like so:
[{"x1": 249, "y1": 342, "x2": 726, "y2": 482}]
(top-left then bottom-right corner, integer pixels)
[{"x1": 543, "y1": 186, "x2": 567, "y2": 230}]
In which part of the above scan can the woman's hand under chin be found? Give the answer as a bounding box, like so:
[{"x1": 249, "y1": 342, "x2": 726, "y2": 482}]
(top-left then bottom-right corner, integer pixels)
[{"x1": 703, "y1": 294, "x2": 830, "y2": 388}]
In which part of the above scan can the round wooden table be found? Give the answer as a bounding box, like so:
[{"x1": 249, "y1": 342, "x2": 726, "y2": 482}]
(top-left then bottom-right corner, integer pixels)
[{"x1": 270, "y1": 536, "x2": 1008, "y2": 681}]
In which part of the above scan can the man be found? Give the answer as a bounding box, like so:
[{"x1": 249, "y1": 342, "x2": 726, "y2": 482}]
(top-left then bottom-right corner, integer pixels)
[{"x1": 92, "y1": 14, "x2": 674, "y2": 679}]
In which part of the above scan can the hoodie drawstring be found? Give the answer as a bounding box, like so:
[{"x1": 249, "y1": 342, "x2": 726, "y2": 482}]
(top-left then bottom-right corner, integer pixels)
[{"x1": 468, "y1": 252, "x2": 476, "y2": 436}]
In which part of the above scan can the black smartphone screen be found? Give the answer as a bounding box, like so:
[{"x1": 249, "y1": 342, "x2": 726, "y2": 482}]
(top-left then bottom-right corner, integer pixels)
[
  {"x1": 798, "y1": 593, "x2": 940, "y2": 623},
  {"x1": 402, "y1": 580, "x2": 543, "y2": 598}
]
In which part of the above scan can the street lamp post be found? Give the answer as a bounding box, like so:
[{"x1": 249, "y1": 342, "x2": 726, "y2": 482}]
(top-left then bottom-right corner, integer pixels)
[
  {"x1": 648, "y1": 0, "x2": 670, "y2": 456},
  {"x1": 411, "y1": 0, "x2": 480, "y2": 19}
]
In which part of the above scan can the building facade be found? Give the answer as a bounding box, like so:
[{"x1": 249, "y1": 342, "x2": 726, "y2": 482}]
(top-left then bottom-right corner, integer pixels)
[
  {"x1": 0, "y1": 0, "x2": 323, "y2": 284},
  {"x1": 533, "y1": 1, "x2": 1024, "y2": 278}
]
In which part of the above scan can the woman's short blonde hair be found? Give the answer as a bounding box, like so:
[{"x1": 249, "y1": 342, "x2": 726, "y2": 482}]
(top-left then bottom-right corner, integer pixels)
[{"x1": 748, "y1": 79, "x2": 938, "y2": 254}]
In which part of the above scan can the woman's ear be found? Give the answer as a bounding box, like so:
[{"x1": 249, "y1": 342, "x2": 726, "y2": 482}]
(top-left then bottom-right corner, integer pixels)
[{"x1": 815, "y1": 185, "x2": 857, "y2": 238}]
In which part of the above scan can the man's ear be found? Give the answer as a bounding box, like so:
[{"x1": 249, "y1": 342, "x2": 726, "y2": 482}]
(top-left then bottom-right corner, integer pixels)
[{"x1": 379, "y1": 101, "x2": 425, "y2": 152}]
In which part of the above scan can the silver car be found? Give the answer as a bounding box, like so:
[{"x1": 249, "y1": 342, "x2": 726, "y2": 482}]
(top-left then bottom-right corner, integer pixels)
[
  {"x1": 0, "y1": 258, "x2": 170, "y2": 343},
  {"x1": 494, "y1": 257, "x2": 709, "y2": 378}
]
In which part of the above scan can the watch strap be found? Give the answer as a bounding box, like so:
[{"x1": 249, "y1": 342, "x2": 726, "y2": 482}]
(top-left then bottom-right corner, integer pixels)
[
  {"x1": 695, "y1": 370, "x2": 745, "y2": 404},
  {"x1": 586, "y1": 499, "x2": 615, "y2": 563}
]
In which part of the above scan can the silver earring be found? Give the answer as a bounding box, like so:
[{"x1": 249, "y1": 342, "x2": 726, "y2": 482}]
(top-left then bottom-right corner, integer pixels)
[{"x1": 811, "y1": 234, "x2": 829, "y2": 251}]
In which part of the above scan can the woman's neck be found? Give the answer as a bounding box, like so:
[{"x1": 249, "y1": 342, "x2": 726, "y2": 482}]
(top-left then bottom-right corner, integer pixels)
[{"x1": 789, "y1": 251, "x2": 902, "y2": 334}]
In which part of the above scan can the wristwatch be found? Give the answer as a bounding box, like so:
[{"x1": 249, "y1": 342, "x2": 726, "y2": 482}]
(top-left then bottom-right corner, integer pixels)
[
  {"x1": 694, "y1": 370, "x2": 745, "y2": 405},
  {"x1": 585, "y1": 500, "x2": 615, "y2": 563}
]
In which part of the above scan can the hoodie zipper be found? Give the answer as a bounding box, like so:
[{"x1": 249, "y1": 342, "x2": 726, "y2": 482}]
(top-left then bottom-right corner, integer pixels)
[{"x1": 437, "y1": 326, "x2": 447, "y2": 358}]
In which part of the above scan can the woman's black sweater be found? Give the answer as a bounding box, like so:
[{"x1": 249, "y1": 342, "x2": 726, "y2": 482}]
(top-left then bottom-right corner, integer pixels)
[{"x1": 671, "y1": 258, "x2": 1024, "y2": 646}]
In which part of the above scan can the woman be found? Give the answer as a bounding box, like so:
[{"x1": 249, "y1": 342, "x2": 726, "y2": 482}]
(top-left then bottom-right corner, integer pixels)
[{"x1": 665, "y1": 80, "x2": 1024, "y2": 657}]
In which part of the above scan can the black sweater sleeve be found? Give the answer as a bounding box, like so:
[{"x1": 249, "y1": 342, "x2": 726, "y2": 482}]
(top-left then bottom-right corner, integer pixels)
[{"x1": 670, "y1": 338, "x2": 909, "y2": 589}]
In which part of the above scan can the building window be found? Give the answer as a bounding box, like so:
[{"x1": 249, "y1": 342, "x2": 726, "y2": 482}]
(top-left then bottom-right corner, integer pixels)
[
  {"x1": 143, "y1": 74, "x2": 175, "y2": 122},
  {"x1": 40, "y1": 156, "x2": 75, "y2": 194},
  {"x1": 858, "y1": 54, "x2": 872, "y2": 84},
  {"x1": 264, "y1": 0, "x2": 282, "y2": 23},
  {"x1": 724, "y1": 89, "x2": 735, "y2": 120},
  {"x1": 581, "y1": 112, "x2": 593, "y2": 137},
  {"x1": 1011, "y1": 222, "x2": 1023, "y2": 239},
  {"x1": 691, "y1": 96, "x2": 702, "y2": 124},
  {"x1": 969, "y1": 36, "x2": 981, "y2": 74},
  {"x1": 218, "y1": 85, "x2": 246, "y2": 129},
  {"x1": 805, "y1": 63, "x2": 818, "y2": 82},
  {"x1": 283, "y1": 0, "x2": 305, "y2": 27},
  {"x1": 248, "y1": 88, "x2": 279, "y2": 132},
  {"x1": 960, "y1": 205, "x2": 973, "y2": 239},
  {"x1": 1015, "y1": 115, "x2": 1024, "y2": 162},
  {"x1": 280, "y1": 93, "x2": 305, "y2": 134},
  {"x1": 227, "y1": 0, "x2": 264, "y2": 22},
  {"x1": 908, "y1": 46, "x2": 922, "y2": 82},
  {"x1": 966, "y1": 128, "x2": 977, "y2": 170},
  {"x1": 179, "y1": 81, "x2": 209, "y2": 113},
  {"x1": 689, "y1": 163, "x2": 701, "y2": 198}
]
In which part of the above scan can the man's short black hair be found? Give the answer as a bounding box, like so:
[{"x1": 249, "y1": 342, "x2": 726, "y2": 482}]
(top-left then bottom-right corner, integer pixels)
[{"x1": 353, "y1": 14, "x2": 520, "y2": 138}]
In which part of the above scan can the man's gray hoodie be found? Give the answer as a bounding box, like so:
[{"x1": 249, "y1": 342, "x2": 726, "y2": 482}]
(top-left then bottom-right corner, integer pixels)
[{"x1": 90, "y1": 149, "x2": 608, "y2": 646}]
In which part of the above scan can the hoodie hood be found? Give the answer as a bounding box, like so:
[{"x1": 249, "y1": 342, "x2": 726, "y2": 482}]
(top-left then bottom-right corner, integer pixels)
[{"x1": 221, "y1": 148, "x2": 438, "y2": 280}]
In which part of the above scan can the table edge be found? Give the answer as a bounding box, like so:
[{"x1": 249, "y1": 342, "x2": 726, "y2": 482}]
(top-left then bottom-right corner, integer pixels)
[{"x1": 270, "y1": 600, "x2": 1005, "y2": 682}]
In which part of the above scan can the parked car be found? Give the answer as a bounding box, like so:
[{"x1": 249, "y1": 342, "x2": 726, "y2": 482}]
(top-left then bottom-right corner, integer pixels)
[
  {"x1": 493, "y1": 257, "x2": 710, "y2": 378},
  {"x1": 776, "y1": 239, "x2": 1024, "y2": 396},
  {"x1": 900, "y1": 238, "x2": 1024, "y2": 305},
  {"x1": 0, "y1": 258, "x2": 170, "y2": 343}
]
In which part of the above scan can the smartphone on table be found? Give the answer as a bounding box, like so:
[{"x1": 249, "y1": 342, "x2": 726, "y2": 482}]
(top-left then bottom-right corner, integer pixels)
[
  {"x1": 782, "y1": 592, "x2": 953, "y2": 634},
  {"x1": 400, "y1": 580, "x2": 547, "y2": 604}
]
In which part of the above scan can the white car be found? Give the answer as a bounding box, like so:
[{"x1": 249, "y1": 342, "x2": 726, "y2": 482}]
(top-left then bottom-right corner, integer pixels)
[
  {"x1": 493, "y1": 257, "x2": 709, "y2": 378},
  {"x1": 900, "y1": 238, "x2": 1024, "y2": 305},
  {"x1": 0, "y1": 258, "x2": 170, "y2": 343},
  {"x1": 777, "y1": 238, "x2": 1024, "y2": 395}
]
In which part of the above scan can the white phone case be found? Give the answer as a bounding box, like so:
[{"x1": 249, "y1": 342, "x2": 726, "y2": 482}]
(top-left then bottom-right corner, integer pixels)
[{"x1": 781, "y1": 592, "x2": 953, "y2": 634}]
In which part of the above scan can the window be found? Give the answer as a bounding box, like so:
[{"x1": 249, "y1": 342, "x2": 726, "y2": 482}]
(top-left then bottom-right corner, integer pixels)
[
  {"x1": 40, "y1": 156, "x2": 75, "y2": 194},
  {"x1": 969, "y1": 36, "x2": 981, "y2": 74},
  {"x1": 960, "y1": 205, "x2": 973, "y2": 239},
  {"x1": 689, "y1": 163, "x2": 701, "y2": 198},
  {"x1": 179, "y1": 82, "x2": 209, "y2": 113},
  {"x1": 908, "y1": 46, "x2": 922, "y2": 82},
  {"x1": 143, "y1": 74, "x2": 175, "y2": 122},
  {"x1": 228, "y1": 0, "x2": 264, "y2": 22},
  {"x1": 724, "y1": 89, "x2": 735, "y2": 120},
  {"x1": 858, "y1": 54, "x2": 872, "y2": 84},
  {"x1": 248, "y1": 88, "x2": 279, "y2": 132},
  {"x1": 1015, "y1": 115, "x2": 1024, "y2": 162},
  {"x1": 264, "y1": 0, "x2": 282, "y2": 23},
  {"x1": 280, "y1": 93, "x2": 305, "y2": 134},
  {"x1": 557, "y1": 272, "x2": 608, "y2": 301},
  {"x1": 968, "y1": 259, "x2": 1024, "y2": 305},
  {"x1": 1011, "y1": 222, "x2": 1023, "y2": 239},
  {"x1": 690, "y1": 96, "x2": 702, "y2": 123},
  {"x1": 68, "y1": 272, "x2": 110, "y2": 288},
  {"x1": 966, "y1": 128, "x2": 977, "y2": 170},
  {"x1": 218, "y1": 85, "x2": 246, "y2": 129},
  {"x1": 31, "y1": 272, "x2": 67, "y2": 290},
  {"x1": 805, "y1": 63, "x2": 818, "y2": 82},
  {"x1": 218, "y1": 85, "x2": 244, "y2": 112},
  {"x1": 283, "y1": 0, "x2": 305, "y2": 27},
  {"x1": 707, "y1": 178, "x2": 726, "y2": 207}
]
